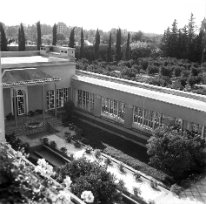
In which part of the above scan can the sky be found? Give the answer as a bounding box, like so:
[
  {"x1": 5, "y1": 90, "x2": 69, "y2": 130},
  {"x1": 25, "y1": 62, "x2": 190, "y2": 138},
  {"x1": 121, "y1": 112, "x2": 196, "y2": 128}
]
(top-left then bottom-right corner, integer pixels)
[{"x1": 0, "y1": 0, "x2": 205, "y2": 34}]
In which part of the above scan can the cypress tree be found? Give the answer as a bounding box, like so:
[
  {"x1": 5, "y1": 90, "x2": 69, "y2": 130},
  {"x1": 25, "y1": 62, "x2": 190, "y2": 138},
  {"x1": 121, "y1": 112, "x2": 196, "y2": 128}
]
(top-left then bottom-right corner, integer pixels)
[
  {"x1": 36, "y1": 21, "x2": 42, "y2": 50},
  {"x1": 125, "y1": 32, "x2": 131, "y2": 60},
  {"x1": 52, "y1": 24, "x2": 57, "y2": 46},
  {"x1": 107, "y1": 33, "x2": 112, "y2": 62},
  {"x1": 80, "y1": 28, "x2": 85, "y2": 58},
  {"x1": 94, "y1": 29, "x2": 100, "y2": 59},
  {"x1": 115, "y1": 28, "x2": 122, "y2": 61},
  {"x1": 188, "y1": 13, "x2": 196, "y2": 60},
  {"x1": 69, "y1": 27, "x2": 75, "y2": 48},
  {"x1": 0, "y1": 22, "x2": 7, "y2": 51},
  {"x1": 18, "y1": 23, "x2": 26, "y2": 51},
  {"x1": 170, "y1": 19, "x2": 178, "y2": 57}
]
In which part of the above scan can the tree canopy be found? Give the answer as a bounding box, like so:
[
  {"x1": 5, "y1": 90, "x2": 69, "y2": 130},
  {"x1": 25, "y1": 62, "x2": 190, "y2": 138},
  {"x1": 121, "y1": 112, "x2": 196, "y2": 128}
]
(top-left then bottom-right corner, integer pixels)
[
  {"x1": 18, "y1": 23, "x2": 26, "y2": 51},
  {"x1": 147, "y1": 126, "x2": 206, "y2": 180},
  {"x1": 0, "y1": 22, "x2": 7, "y2": 51},
  {"x1": 115, "y1": 28, "x2": 122, "y2": 61},
  {"x1": 69, "y1": 27, "x2": 75, "y2": 48},
  {"x1": 52, "y1": 24, "x2": 57, "y2": 45},
  {"x1": 58, "y1": 158, "x2": 121, "y2": 204},
  {"x1": 36, "y1": 21, "x2": 41, "y2": 50},
  {"x1": 80, "y1": 28, "x2": 85, "y2": 58},
  {"x1": 94, "y1": 29, "x2": 100, "y2": 59}
]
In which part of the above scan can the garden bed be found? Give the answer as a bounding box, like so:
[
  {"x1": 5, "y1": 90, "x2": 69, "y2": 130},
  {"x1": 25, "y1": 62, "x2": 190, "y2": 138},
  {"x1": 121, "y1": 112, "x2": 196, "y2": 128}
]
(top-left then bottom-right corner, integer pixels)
[{"x1": 42, "y1": 134, "x2": 202, "y2": 204}]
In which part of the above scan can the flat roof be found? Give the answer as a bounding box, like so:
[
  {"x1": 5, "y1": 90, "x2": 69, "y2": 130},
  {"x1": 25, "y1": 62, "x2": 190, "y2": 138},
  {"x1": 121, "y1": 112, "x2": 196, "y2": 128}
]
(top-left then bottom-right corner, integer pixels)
[
  {"x1": 1, "y1": 56, "x2": 68, "y2": 65},
  {"x1": 73, "y1": 75, "x2": 206, "y2": 113}
]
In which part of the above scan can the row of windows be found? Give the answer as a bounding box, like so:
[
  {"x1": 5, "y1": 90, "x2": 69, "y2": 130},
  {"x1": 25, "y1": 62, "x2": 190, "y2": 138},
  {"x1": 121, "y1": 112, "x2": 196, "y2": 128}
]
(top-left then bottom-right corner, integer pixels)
[
  {"x1": 46, "y1": 88, "x2": 69, "y2": 110},
  {"x1": 101, "y1": 97, "x2": 125, "y2": 123},
  {"x1": 77, "y1": 90, "x2": 94, "y2": 112},
  {"x1": 75, "y1": 89, "x2": 206, "y2": 137}
]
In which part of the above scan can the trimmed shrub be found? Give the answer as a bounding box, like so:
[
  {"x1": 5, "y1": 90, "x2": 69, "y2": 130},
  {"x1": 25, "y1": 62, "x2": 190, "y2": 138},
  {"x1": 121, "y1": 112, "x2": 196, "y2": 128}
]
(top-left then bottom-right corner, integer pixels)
[
  {"x1": 94, "y1": 149, "x2": 101, "y2": 159},
  {"x1": 49, "y1": 140, "x2": 57, "y2": 149},
  {"x1": 42, "y1": 138, "x2": 49, "y2": 145},
  {"x1": 134, "y1": 172, "x2": 142, "y2": 182},
  {"x1": 119, "y1": 163, "x2": 126, "y2": 174},
  {"x1": 150, "y1": 180, "x2": 159, "y2": 191},
  {"x1": 74, "y1": 140, "x2": 81, "y2": 148},
  {"x1": 133, "y1": 187, "x2": 141, "y2": 197},
  {"x1": 60, "y1": 147, "x2": 67, "y2": 155},
  {"x1": 105, "y1": 157, "x2": 112, "y2": 166}
]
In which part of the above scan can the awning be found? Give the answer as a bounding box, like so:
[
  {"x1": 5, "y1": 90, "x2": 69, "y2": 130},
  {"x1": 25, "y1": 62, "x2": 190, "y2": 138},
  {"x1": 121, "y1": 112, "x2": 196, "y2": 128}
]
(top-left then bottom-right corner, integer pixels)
[{"x1": 3, "y1": 68, "x2": 61, "y2": 87}]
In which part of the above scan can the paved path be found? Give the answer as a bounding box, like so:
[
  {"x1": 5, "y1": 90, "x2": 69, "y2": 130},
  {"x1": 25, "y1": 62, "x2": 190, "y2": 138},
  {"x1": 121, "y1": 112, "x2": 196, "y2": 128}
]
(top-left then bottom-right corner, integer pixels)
[{"x1": 180, "y1": 170, "x2": 206, "y2": 203}]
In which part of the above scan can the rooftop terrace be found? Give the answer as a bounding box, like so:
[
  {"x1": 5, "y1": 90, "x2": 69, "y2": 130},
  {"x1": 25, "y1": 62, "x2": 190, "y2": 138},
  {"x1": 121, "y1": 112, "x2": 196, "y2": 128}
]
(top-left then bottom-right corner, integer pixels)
[{"x1": 73, "y1": 72, "x2": 206, "y2": 113}]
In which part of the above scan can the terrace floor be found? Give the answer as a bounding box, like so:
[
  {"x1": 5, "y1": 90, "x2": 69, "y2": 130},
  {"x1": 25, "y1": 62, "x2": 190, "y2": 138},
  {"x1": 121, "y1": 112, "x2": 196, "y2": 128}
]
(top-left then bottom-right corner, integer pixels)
[{"x1": 180, "y1": 170, "x2": 206, "y2": 203}]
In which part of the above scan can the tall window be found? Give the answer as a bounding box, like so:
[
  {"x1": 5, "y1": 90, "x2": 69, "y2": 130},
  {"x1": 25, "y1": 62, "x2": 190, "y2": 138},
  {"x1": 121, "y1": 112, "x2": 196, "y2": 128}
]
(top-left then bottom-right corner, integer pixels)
[
  {"x1": 77, "y1": 90, "x2": 94, "y2": 112},
  {"x1": 56, "y1": 88, "x2": 69, "y2": 108},
  {"x1": 101, "y1": 97, "x2": 125, "y2": 123},
  {"x1": 47, "y1": 88, "x2": 69, "y2": 110},
  {"x1": 16, "y1": 90, "x2": 25, "y2": 115},
  {"x1": 47, "y1": 90, "x2": 55, "y2": 110},
  {"x1": 133, "y1": 106, "x2": 161, "y2": 130}
]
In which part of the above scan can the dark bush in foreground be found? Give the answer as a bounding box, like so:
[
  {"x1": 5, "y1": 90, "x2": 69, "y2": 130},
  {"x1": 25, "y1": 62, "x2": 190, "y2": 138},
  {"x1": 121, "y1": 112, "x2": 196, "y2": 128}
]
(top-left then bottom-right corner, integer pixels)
[
  {"x1": 147, "y1": 127, "x2": 206, "y2": 181},
  {"x1": 58, "y1": 158, "x2": 121, "y2": 204}
]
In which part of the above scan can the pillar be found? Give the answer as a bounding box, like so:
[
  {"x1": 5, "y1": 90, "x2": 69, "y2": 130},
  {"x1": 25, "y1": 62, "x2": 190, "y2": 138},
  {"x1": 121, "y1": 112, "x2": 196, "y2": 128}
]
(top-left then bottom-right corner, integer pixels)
[
  {"x1": 124, "y1": 104, "x2": 133, "y2": 129},
  {"x1": 201, "y1": 125, "x2": 205, "y2": 139},
  {"x1": 13, "y1": 89, "x2": 18, "y2": 128},
  {"x1": 93, "y1": 94, "x2": 102, "y2": 117},
  {"x1": 0, "y1": 59, "x2": 5, "y2": 141},
  {"x1": 42, "y1": 84, "x2": 46, "y2": 123},
  {"x1": 54, "y1": 83, "x2": 57, "y2": 117}
]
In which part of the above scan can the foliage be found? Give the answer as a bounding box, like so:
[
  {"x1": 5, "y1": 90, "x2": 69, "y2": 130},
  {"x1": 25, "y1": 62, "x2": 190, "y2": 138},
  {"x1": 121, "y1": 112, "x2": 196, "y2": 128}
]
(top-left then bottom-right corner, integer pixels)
[
  {"x1": 118, "y1": 162, "x2": 126, "y2": 174},
  {"x1": 36, "y1": 21, "x2": 41, "y2": 50},
  {"x1": 74, "y1": 140, "x2": 82, "y2": 148},
  {"x1": 62, "y1": 100, "x2": 75, "y2": 123},
  {"x1": 18, "y1": 23, "x2": 26, "y2": 51},
  {"x1": 60, "y1": 147, "x2": 68, "y2": 155},
  {"x1": 161, "y1": 13, "x2": 206, "y2": 62},
  {"x1": 42, "y1": 137, "x2": 49, "y2": 145},
  {"x1": 146, "y1": 127, "x2": 206, "y2": 180},
  {"x1": 133, "y1": 187, "x2": 141, "y2": 197},
  {"x1": 5, "y1": 133, "x2": 30, "y2": 153},
  {"x1": 0, "y1": 144, "x2": 68, "y2": 203},
  {"x1": 80, "y1": 28, "x2": 85, "y2": 58},
  {"x1": 125, "y1": 32, "x2": 131, "y2": 60},
  {"x1": 94, "y1": 29, "x2": 100, "y2": 59},
  {"x1": 107, "y1": 33, "x2": 112, "y2": 62},
  {"x1": 104, "y1": 157, "x2": 112, "y2": 166},
  {"x1": 134, "y1": 172, "x2": 142, "y2": 182},
  {"x1": 49, "y1": 140, "x2": 57, "y2": 149},
  {"x1": 0, "y1": 22, "x2": 7, "y2": 51},
  {"x1": 81, "y1": 190, "x2": 94, "y2": 203},
  {"x1": 150, "y1": 180, "x2": 159, "y2": 191},
  {"x1": 85, "y1": 146, "x2": 93, "y2": 154},
  {"x1": 117, "y1": 179, "x2": 127, "y2": 192},
  {"x1": 94, "y1": 149, "x2": 101, "y2": 159},
  {"x1": 52, "y1": 24, "x2": 57, "y2": 45},
  {"x1": 131, "y1": 47, "x2": 152, "y2": 59},
  {"x1": 115, "y1": 28, "x2": 122, "y2": 61},
  {"x1": 58, "y1": 158, "x2": 121, "y2": 204},
  {"x1": 69, "y1": 27, "x2": 75, "y2": 48}
]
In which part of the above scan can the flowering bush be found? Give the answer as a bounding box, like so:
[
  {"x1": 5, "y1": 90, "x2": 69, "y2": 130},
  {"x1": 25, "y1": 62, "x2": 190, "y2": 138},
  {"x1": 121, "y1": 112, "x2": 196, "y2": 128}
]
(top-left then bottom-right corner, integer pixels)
[
  {"x1": 58, "y1": 158, "x2": 121, "y2": 204},
  {"x1": 0, "y1": 143, "x2": 80, "y2": 204},
  {"x1": 63, "y1": 176, "x2": 72, "y2": 189},
  {"x1": 35, "y1": 158, "x2": 55, "y2": 177},
  {"x1": 81, "y1": 191, "x2": 94, "y2": 203}
]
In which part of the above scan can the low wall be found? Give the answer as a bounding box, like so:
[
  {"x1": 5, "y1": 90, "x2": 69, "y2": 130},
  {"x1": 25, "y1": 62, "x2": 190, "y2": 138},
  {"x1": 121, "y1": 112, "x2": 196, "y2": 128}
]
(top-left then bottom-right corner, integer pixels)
[
  {"x1": 1, "y1": 50, "x2": 40, "y2": 57},
  {"x1": 7, "y1": 46, "x2": 37, "y2": 51}
]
